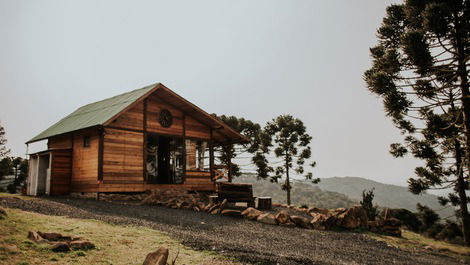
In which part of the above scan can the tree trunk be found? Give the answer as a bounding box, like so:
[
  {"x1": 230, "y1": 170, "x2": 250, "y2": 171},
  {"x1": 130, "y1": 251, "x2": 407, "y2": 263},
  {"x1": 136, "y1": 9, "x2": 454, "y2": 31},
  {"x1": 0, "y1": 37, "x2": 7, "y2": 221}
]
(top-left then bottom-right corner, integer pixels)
[
  {"x1": 286, "y1": 166, "x2": 291, "y2": 205},
  {"x1": 455, "y1": 14, "x2": 470, "y2": 246}
]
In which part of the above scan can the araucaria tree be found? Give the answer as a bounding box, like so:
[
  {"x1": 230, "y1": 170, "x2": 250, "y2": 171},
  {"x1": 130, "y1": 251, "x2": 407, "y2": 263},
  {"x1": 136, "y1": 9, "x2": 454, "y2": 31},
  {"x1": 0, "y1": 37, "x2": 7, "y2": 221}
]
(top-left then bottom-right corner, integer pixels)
[
  {"x1": 264, "y1": 115, "x2": 318, "y2": 205},
  {"x1": 213, "y1": 115, "x2": 264, "y2": 181},
  {"x1": 0, "y1": 121, "x2": 10, "y2": 158},
  {"x1": 364, "y1": 1, "x2": 470, "y2": 245}
]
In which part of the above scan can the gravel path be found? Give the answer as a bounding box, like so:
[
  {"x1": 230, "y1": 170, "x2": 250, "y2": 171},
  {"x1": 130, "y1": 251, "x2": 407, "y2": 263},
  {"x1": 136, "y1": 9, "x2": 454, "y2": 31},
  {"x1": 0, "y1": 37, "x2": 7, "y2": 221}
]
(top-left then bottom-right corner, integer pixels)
[{"x1": 1, "y1": 196, "x2": 466, "y2": 265}]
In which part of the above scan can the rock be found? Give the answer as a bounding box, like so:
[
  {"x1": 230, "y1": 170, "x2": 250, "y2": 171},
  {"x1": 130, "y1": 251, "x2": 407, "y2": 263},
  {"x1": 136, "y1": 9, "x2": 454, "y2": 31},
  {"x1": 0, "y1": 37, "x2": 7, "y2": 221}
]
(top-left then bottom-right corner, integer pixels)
[
  {"x1": 310, "y1": 213, "x2": 328, "y2": 230},
  {"x1": 272, "y1": 203, "x2": 281, "y2": 207},
  {"x1": 70, "y1": 240, "x2": 95, "y2": 250},
  {"x1": 0, "y1": 206, "x2": 7, "y2": 219},
  {"x1": 38, "y1": 232, "x2": 63, "y2": 241},
  {"x1": 51, "y1": 242, "x2": 70, "y2": 252},
  {"x1": 143, "y1": 247, "x2": 169, "y2": 265},
  {"x1": 241, "y1": 207, "x2": 263, "y2": 221},
  {"x1": 307, "y1": 207, "x2": 330, "y2": 216},
  {"x1": 290, "y1": 215, "x2": 311, "y2": 229},
  {"x1": 221, "y1": 209, "x2": 242, "y2": 218},
  {"x1": 219, "y1": 199, "x2": 228, "y2": 211},
  {"x1": 279, "y1": 220, "x2": 296, "y2": 228},
  {"x1": 207, "y1": 203, "x2": 221, "y2": 214},
  {"x1": 275, "y1": 210, "x2": 291, "y2": 224},
  {"x1": 338, "y1": 206, "x2": 368, "y2": 229},
  {"x1": 257, "y1": 213, "x2": 277, "y2": 225},
  {"x1": 27, "y1": 231, "x2": 44, "y2": 242}
]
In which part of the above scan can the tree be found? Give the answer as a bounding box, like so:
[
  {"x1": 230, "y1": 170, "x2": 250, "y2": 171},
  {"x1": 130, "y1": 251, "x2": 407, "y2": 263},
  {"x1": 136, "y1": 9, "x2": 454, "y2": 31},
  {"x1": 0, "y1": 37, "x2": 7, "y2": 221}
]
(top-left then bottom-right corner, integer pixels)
[
  {"x1": 0, "y1": 157, "x2": 13, "y2": 179},
  {"x1": 364, "y1": 1, "x2": 470, "y2": 246},
  {"x1": 360, "y1": 188, "x2": 378, "y2": 221},
  {"x1": 263, "y1": 115, "x2": 318, "y2": 205},
  {"x1": 417, "y1": 203, "x2": 440, "y2": 232},
  {"x1": 0, "y1": 121, "x2": 9, "y2": 158},
  {"x1": 213, "y1": 115, "x2": 265, "y2": 181}
]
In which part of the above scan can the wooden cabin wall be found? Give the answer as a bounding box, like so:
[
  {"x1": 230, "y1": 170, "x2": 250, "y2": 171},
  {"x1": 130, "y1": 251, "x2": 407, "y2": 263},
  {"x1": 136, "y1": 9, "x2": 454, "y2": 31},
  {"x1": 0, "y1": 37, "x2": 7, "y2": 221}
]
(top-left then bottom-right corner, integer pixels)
[
  {"x1": 108, "y1": 102, "x2": 144, "y2": 131},
  {"x1": 185, "y1": 116, "x2": 210, "y2": 139},
  {"x1": 102, "y1": 128, "x2": 144, "y2": 183},
  {"x1": 71, "y1": 129, "x2": 99, "y2": 190},
  {"x1": 146, "y1": 94, "x2": 183, "y2": 136},
  {"x1": 50, "y1": 149, "x2": 72, "y2": 195},
  {"x1": 48, "y1": 134, "x2": 72, "y2": 149}
]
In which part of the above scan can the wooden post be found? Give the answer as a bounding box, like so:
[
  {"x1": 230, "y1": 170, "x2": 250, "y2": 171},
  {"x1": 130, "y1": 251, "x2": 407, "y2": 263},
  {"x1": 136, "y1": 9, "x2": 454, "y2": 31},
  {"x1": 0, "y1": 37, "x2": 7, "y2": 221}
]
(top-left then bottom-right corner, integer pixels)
[
  {"x1": 209, "y1": 129, "x2": 214, "y2": 181},
  {"x1": 182, "y1": 113, "x2": 186, "y2": 183},
  {"x1": 227, "y1": 147, "x2": 232, "y2": 183},
  {"x1": 258, "y1": 197, "x2": 272, "y2": 210},
  {"x1": 143, "y1": 99, "x2": 148, "y2": 182}
]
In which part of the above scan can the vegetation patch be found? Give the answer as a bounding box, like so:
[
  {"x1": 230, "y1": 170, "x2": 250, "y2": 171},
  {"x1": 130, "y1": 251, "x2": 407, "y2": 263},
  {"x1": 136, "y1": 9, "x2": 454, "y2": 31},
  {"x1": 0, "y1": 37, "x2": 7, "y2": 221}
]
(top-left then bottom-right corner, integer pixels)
[
  {"x1": 0, "y1": 206, "x2": 239, "y2": 265},
  {"x1": 367, "y1": 230, "x2": 470, "y2": 262}
]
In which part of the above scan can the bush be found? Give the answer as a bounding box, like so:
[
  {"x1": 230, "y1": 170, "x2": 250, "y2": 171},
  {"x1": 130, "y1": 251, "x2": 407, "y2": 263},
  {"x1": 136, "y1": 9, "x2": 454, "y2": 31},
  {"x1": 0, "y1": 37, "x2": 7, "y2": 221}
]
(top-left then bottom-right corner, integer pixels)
[
  {"x1": 7, "y1": 183, "x2": 16, "y2": 194},
  {"x1": 390, "y1": 208, "x2": 422, "y2": 232}
]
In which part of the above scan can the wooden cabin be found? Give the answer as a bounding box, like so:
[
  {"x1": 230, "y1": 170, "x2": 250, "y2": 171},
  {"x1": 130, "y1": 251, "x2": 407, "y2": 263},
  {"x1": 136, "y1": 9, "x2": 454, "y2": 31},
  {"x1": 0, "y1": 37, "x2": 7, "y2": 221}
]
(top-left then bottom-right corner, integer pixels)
[{"x1": 26, "y1": 83, "x2": 249, "y2": 196}]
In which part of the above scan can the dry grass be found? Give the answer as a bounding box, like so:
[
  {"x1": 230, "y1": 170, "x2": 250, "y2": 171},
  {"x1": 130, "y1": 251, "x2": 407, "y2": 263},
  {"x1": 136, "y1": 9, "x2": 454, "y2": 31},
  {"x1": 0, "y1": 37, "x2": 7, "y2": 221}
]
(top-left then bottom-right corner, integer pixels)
[
  {"x1": 0, "y1": 206, "x2": 240, "y2": 265},
  {"x1": 367, "y1": 230, "x2": 470, "y2": 261}
]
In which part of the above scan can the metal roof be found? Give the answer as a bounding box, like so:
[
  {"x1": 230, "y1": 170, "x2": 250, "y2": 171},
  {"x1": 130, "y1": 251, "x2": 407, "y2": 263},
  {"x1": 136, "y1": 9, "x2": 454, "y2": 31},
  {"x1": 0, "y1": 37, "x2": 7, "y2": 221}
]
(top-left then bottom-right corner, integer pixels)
[{"x1": 27, "y1": 83, "x2": 158, "y2": 143}]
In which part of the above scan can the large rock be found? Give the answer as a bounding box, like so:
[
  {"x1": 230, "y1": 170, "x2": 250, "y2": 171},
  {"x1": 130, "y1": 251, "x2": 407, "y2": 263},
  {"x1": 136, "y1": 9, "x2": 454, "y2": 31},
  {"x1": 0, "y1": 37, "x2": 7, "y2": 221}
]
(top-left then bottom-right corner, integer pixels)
[
  {"x1": 310, "y1": 213, "x2": 328, "y2": 230},
  {"x1": 221, "y1": 209, "x2": 242, "y2": 218},
  {"x1": 38, "y1": 232, "x2": 63, "y2": 241},
  {"x1": 241, "y1": 207, "x2": 263, "y2": 221},
  {"x1": 27, "y1": 231, "x2": 44, "y2": 242},
  {"x1": 257, "y1": 213, "x2": 277, "y2": 225},
  {"x1": 307, "y1": 207, "x2": 330, "y2": 216},
  {"x1": 51, "y1": 242, "x2": 70, "y2": 252},
  {"x1": 143, "y1": 247, "x2": 169, "y2": 265},
  {"x1": 70, "y1": 240, "x2": 95, "y2": 250},
  {"x1": 275, "y1": 210, "x2": 291, "y2": 224},
  {"x1": 290, "y1": 215, "x2": 311, "y2": 229},
  {"x1": 337, "y1": 206, "x2": 368, "y2": 229}
]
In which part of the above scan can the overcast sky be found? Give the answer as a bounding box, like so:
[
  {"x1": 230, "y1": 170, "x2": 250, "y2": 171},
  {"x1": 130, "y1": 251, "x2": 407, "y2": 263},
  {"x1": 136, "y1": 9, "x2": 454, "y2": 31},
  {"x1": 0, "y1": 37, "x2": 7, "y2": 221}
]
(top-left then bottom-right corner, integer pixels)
[{"x1": 0, "y1": 0, "x2": 422, "y2": 187}]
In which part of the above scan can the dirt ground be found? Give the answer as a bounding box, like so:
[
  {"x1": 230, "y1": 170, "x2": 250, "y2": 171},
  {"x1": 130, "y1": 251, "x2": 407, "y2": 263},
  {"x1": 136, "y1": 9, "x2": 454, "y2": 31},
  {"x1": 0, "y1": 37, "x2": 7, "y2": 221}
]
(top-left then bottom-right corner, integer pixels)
[{"x1": 1, "y1": 196, "x2": 467, "y2": 265}]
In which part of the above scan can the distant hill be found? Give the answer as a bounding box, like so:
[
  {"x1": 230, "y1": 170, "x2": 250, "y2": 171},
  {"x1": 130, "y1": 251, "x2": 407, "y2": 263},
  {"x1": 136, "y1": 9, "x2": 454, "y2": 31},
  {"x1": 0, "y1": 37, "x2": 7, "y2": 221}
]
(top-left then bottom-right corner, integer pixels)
[
  {"x1": 234, "y1": 174, "x2": 357, "y2": 209},
  {"x1": 315, "y1": 176, "x2": 455, "y2": 218}
]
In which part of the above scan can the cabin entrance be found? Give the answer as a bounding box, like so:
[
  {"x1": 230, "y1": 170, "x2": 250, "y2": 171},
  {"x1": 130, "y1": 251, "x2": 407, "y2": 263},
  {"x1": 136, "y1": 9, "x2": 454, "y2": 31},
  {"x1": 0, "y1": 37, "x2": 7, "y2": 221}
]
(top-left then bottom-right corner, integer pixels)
[
  {"x1": 146, "y1": 135, "x2": 184, "y2": 184},
  {"x1": 27, "y1": 152, "x2": 51, "y2": 196}
]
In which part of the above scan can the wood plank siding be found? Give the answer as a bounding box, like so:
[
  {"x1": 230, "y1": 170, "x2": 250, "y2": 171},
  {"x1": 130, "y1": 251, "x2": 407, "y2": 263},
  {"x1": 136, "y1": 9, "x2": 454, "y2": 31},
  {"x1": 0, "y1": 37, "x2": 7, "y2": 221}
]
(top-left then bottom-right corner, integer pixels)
[
  {"x1": 102, "y1": 127, "x2": 144, "y2": 182},
  {"x1": 49, "y1": 149, "x2": 72, "y2": 195},
  {"x1": 71, "y1": 129, "x2": 99, "y2": 190}
]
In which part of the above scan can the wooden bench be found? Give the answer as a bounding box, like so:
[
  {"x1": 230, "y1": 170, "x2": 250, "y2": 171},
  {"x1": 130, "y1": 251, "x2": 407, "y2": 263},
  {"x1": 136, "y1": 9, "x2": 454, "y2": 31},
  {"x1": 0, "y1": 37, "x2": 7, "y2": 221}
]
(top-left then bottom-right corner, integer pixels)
[{"x1": 215, "y1": 182, "x2": 256, "y2": 208}]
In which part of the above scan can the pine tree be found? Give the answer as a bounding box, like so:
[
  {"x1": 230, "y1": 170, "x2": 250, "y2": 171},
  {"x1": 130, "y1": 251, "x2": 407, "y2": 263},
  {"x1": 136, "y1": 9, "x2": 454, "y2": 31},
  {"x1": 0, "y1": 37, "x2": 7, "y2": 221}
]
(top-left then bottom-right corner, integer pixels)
[
  {"x1": 361, "y1": 188, "x2": 378, "y2": 221},
  {"x1": 0, "y1": 121, "x2": 10, "y2": 158},
  {"x1": 263, "y1": 115, "x2": 318, "y2": 205},
  {"x1": 364, "y1": 1, "x2": 470, "y2": 245}
]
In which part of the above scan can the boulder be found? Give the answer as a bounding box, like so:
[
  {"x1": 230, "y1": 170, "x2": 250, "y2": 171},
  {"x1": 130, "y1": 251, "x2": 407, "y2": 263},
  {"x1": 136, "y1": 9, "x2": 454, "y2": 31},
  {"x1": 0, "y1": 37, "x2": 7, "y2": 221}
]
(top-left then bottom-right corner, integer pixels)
[
  {"x1": 257, "y1": 213, "x2": 277, "y2": 225},
  {"x1": 70, "y1": 240, "x2": 95, "y2": 250},
  {"x1": 275, "y1": 210, "x2": 291, "y2": 224},
  {"x1": 27, "y1": 231, "x2": 44, "y2": 242},
  {"x1": 241, "y1": 207, "x2": 263, "y2": 221},
  {"x1": 279, "y1": 220, "x2": 296, "y2": 228},
  {"x1": 307, "y1": 207, "x2": 330, "y2": 216},
  {"x1": 38, "y1": 232, "x2": 63, "y2": 241},
  {"x1": 51, "y1": 242, "x2": 70, "y2": 252},
  {"x1": 310, "y1": 214, "x2": 328, "y2": 230},
  {"x1": 338, "y1": 206, "x2": 368, "y2": 229},
  {"x1": 290, "y1": 215, "x2": 311, "y2": 229},
  {"x1": 221, "y1": 209, "x2": 242, "y2": 218},
  {"x1": 143, "y1": 247, "x2": 169, "y2": 265},
  {"x1": 219, "y1": 199, "x2": 228, "y2": 211}
]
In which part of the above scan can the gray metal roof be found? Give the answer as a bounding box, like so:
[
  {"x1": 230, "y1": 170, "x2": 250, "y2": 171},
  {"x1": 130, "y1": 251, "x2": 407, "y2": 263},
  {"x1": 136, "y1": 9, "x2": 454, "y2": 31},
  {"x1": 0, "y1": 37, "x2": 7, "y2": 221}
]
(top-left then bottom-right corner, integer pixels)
[{"x1": 27, "y1": 83, "x2": 158, "y2": 143}]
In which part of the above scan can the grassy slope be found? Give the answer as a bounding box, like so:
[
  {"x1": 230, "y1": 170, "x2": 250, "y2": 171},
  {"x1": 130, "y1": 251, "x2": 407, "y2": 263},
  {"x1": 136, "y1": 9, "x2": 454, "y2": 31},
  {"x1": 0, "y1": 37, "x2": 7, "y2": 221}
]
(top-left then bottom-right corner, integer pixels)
[
  {"x1": 367, "y1": 230, "x2": 470, "y2": 262},
  {"x1": 0, "y1": 206, "x2": 238, "y2": 265}
]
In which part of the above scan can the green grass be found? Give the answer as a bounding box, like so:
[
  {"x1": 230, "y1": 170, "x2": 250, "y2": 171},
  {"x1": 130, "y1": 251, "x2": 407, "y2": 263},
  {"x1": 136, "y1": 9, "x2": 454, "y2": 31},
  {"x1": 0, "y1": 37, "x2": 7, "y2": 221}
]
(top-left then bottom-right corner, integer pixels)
[
  {"x1": 0, "y1": 206, "x2": 239, "y2": 265},
  {"x1": 367, "y1": 230, "x2": 470, "y2": 261}
]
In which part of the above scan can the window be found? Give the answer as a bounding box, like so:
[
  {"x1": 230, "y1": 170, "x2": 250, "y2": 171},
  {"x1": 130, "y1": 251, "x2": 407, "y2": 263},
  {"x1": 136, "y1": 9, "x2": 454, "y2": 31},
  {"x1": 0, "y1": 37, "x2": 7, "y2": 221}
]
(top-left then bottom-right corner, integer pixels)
[{"x1": 83, "y1": 136, "x2": 90, "y2": 147}]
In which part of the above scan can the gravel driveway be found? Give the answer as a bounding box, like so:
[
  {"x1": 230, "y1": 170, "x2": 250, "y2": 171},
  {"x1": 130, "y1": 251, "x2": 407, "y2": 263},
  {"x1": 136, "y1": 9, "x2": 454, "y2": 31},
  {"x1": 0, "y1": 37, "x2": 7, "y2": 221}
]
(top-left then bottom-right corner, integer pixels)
[{"x1": 1, "y1": 196, "x2": 465, "y2": 265}]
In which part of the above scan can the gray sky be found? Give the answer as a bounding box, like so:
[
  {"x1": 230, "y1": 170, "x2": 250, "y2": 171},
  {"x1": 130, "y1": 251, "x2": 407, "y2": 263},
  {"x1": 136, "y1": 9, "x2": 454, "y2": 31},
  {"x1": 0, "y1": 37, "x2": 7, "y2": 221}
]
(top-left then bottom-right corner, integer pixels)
[{"x1": 0, "y1": 0, "x2": 419, "y2": 187}]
